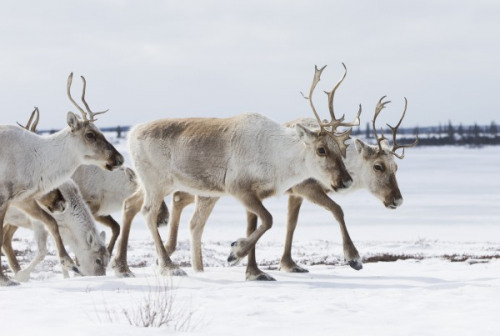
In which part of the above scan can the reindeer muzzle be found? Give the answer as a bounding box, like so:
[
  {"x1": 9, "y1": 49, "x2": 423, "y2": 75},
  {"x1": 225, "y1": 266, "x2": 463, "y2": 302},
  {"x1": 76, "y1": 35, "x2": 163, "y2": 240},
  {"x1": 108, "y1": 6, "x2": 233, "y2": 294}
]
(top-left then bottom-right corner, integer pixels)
[
  {"x1": 105, "y1": 153, "x2": 124, "y2": 171},
  {"x1": 386, "y1": 197, "x2": 403, "y2": 209},
  {"x1": 332, "y1": 176, "x2": 353, "y2": 191}
]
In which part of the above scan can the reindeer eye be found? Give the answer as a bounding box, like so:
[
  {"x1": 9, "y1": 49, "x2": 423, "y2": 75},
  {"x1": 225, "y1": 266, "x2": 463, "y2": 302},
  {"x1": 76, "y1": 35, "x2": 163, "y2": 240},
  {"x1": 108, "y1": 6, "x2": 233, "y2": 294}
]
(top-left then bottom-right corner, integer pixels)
[
  {"x1": 95, "y1": 259, "x2": 102, "y2": 266},
  {"x1": 86, "y1": 132, "x2": 95, "y2": 140},
  {"x1": 316, "y1": 147, "x2": 327, "y2": 156},
  {"x1": 374, "y1": 164, "x2": 384, "y2": 172}
]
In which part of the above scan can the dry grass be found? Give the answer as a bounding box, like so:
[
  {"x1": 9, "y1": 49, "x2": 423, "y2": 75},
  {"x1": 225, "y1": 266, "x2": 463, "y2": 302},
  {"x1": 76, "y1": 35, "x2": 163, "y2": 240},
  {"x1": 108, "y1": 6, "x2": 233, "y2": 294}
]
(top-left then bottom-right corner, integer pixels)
[
  {"x1": 95, "y1": 276, "x2": 195, "y2": 331},
  {"x1": 443, "y1": 254, "x2": 500, "y2": 263},
  {"x1": 363, "y1": 254, "x2": 424, "y2": 263},
  {"x1": 363, "y1": 253, "x2": 500, "y2": 264}
]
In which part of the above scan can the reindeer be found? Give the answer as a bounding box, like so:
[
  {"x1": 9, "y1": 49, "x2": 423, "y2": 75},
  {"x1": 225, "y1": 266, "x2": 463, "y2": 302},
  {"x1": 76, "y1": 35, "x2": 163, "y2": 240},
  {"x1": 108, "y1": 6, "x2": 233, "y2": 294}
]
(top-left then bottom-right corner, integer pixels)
[
  {"x1": 2, "y1": 110, "x2": 169, "y2": 281},
  {"x1": 2, "y1": 180, "x2": 109, "y2": 281},
  {"x1": 2, "y1": 110, "x2": 109, "y2": 281},
  {"x1": 3, "y1": 108, "x2": 169, "y2": 281},
  {"x1": 111, "y1": 64, "x2": 360, "y2": 280},
  {"x1": 161, "y1": 97, "x2": 417, "y2": 277},
  {"x1": 279, "y1": 96, "x2": 418, "y2": 272},
  {"x1": 0, "y1": 74, "x2": 123, "y2": 286},
  {"x1": 3, "y1": 165, "x2": 170, "y2": 281},
  {"x1": 71, "y1": 165, "x2": 169, "y2": 254}
]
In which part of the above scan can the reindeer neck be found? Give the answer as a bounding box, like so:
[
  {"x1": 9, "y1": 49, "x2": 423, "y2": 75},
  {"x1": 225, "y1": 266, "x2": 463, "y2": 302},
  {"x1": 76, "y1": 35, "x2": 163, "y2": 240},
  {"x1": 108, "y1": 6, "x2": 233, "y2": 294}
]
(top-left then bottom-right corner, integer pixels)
[
  {"x1": 272, "y1": 130, "x2": 315, "y2": 194},
  {"x1": 35, "y1": 128, "x2": 82, "y2": 192},
  {"x1": 343, "y1": 138, "x2": 365, "y2": 192}
]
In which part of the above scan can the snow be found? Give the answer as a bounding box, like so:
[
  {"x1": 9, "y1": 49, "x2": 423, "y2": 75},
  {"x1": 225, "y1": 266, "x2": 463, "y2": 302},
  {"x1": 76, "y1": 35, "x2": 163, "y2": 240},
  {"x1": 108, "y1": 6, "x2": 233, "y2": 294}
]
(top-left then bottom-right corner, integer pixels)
[{"x1": 2, "y1": 137, "x2": 499, "y2": 336}]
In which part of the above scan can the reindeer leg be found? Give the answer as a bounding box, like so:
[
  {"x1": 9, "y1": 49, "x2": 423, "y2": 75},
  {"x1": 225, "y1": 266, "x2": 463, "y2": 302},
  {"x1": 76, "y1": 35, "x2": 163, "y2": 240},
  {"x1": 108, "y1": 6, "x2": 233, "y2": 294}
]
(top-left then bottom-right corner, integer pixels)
[
  {"x1": 189, "y1": 196, "x2": 219, "y2": 272},
  {"x1": 112, "y1": 189, "x2": 143, "y2": 277},
  {"x1": 95, "y1": 215, "x2": 120, "y2": 255},
  {"x1": 16, "y1": 200, "x2": 82, "y2": 275},
  {"x1": 2, "y1": 224, "x2": 21, "y2": 274},
  {"x1": 15, "y1": 221, "x2": 49, "y2": 282},
  {"x1": 227, "y1": 194, "x2": 273, "y2": 269},
  {"x1": 280, "y1": 195, "x2": 309, "y2": 273},
  {"x1": 143, "y1": 189, "x2": 186, "y2": 276},
  {"x1": 165, "y1": 191, "x2": 195, "y2": 256},
  {"x1": 0, "y1": 203, "x2": 19, "y2": 286},
  {"x1": 294, "y1": 183, "x2": 362, "y2": 270},
  {"x1": 245, "y1": 211, "x2": 275, "y2": 281},
  {"x1": 157, "y1": 200, "x2": 170, "y2": 227}
]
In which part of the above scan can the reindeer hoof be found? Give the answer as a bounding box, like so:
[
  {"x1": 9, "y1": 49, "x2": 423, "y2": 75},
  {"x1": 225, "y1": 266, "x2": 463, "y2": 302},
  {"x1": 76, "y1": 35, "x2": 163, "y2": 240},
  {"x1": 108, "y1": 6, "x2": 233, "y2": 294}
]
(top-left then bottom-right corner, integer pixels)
[
  {"x1": 161, "y1": 267, "x2": 187, "y2": 276},
  {"x1": 227, "y1": 252, "x2": 241, "y2": 266},
  {"x1": 113, "y1": 267, "x2": 135, "y2": 278},
  {"x1": 228, "y1": 238, "x2": 247, "y2": 266},
  {"x1": 290, "y1": 265, "x2": 309, "y2": 273},
  {"x1": 0, "y1": 276, "x2": 20, "y2": 286},
  {"x1": 280, "y1": 261, "x2": 309, "y2": 273},
  {"x1": 255, "y1": 274, "x2": 276, "y2": 281},
  {"x1": 60, "y1": 257, "x2": 82, "y2": 276},
  {"x1": 5, "y1": 280, "x2": 20, "y2": 286},
  {"x1": 173, "y1": 268, "x2": 187, "y2": 276},
  {"x1": 72, "y1": 266, "x2": 84, "y2": 276},
  {"x1": 246, "y1": 272, "x2": 276, "y2": 281},
  {"x1": 348, "y1": 259, "x2": 363, "y2": 271},
  {"x1": 111, "y1": 260, "x2": 135, "y2": 277},
  {"x1": 119, "y1": 271, "x2": 136, "y2": 278}
]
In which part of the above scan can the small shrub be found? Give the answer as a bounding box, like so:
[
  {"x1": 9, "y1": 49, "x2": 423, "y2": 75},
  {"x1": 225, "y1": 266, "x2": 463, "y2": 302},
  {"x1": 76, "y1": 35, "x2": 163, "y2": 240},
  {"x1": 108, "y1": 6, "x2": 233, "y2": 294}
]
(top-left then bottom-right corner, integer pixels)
[{"x1": 96, "y1": 276, "x2": 195, "y2": 331}]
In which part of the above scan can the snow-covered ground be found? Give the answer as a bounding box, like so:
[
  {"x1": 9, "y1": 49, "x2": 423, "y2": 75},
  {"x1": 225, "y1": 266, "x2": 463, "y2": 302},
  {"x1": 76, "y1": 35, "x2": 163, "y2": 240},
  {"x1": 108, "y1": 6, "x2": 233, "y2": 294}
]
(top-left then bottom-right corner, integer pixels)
[{"x1": 2, "y1": 138, "x2": 499, "y2": 336}]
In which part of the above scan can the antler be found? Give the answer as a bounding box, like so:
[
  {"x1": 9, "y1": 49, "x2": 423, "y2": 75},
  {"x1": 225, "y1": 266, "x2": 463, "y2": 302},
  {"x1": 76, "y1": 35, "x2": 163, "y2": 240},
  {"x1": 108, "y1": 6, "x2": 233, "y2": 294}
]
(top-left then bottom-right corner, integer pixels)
[
  {"x1": 324, "y1": 63, "x2": 361, "y2": 128},
  {"x1": 386, "y1": 97, "x2": 419, "y2": 159},
  {"x1": 17, "y1": 107, "x2": 40, "y2": 132},
  {"x1": 372, "y1": 96, "x2": 391, "y2": 153},
  {"x1": 67, "y1": 72, "x2": 88, "y2": 120},
  {"x1": 80, "y1": 75, "x2": 109, "y2": 122},
  {"x1": 67, "y1": 72, "x2": 108, "y2": 122},
  {"x1": 301, "y1": 64, "x2": 362, "y2": 157},
  {"x1": 302, "y1": 64, "x2": 361, "y2": 132},
  {"x1": 301, "y1": 65, "x2": 330, "y2": 129}
]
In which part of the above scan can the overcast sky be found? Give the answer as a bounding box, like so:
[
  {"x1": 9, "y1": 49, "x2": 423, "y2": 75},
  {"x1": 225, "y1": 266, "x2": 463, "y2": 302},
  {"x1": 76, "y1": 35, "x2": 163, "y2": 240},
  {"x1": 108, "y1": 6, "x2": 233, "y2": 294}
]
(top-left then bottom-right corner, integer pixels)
[{"x1": 0, "y1": 1, "x2": 499, "y2": 130}]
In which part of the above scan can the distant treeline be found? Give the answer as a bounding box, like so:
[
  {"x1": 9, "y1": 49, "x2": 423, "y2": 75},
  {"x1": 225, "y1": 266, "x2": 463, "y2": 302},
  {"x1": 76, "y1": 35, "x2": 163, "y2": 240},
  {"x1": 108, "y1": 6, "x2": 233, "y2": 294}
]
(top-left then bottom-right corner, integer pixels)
[
  {"x1": 41, "y1": 122, "x2": 500, "y2": 146},
  {"x1": 352, "y1": 121, "x2": 500, "y2": 146}
]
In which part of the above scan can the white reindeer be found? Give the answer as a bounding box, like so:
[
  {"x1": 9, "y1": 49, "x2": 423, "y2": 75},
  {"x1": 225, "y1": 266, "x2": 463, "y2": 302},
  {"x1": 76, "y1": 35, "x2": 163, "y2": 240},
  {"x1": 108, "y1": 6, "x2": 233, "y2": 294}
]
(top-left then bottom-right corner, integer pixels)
[
  {"x1": 2, "y1": 109, "x2": 167, "y2": 280},
  {"x1": 0, "y1": 74, "x2": 123, "y2": 286},
  {"x1": 71, "y1": 164, "x2": 169, "y2": 254},
  {"x1": 279, "y1": 97, "x2": 417, "y2": 272},
  {"x1": 111, "y1": 64, "x2": 360, "y2": 280},
  {"x1": 167, "y1": 96, "x2": 418, "y2": 276},
  {"x1": 2, "y1": 180, "x2": 109, "y2": 281},
  {"x1": 3, "y1": 165, "x2": 169, "y2": 281}
]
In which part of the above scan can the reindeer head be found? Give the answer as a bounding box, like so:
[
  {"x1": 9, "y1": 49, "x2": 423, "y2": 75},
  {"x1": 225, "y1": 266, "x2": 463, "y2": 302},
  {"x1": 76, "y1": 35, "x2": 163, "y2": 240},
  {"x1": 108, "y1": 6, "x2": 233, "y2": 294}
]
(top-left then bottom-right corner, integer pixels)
[
  {"x1": 299, "y1": 64, "x2": 362, "y2": 191},
  {"x1": 66, "y1": 73, "x2": 124, "y2": 171},
  {"x1": 37, "y1": 181, "x2": 110, "y2": 276},
  {"x1": 81, "y1": 230, "x2": 109, "y2": 276},
  {"x1": 19, "y1": 110, "x2": 111, "y2": 275},
  {"x1": 356, "y1": 96, "x2": 418, "y2": 209}
]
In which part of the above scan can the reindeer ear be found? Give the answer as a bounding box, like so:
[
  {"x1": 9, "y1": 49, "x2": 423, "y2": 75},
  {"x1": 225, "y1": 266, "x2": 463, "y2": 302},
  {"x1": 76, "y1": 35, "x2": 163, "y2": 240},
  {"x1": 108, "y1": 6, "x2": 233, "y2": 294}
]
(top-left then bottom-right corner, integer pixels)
[
  {"x1": 99, "y1": 231, "x2": 106, "y2": 242},
  {"x1": 380, "y1": 139, "x2": 390, "y2": 149},
  {"x1": 38, "y1": 189, "x2": 66, "y2": 213},
  {"x1": 355, "y1": 139, "x2": 377, "y2": 158},
  {"x1": 295, "y1": 124, "x2": 316, "y2": 145},
  {"x1": 354, "y1": 139, "x2": 367, "y2": 154},
  {"x1": 67, "y1": 112, "x2": 80, "y2": 131},
  {"x1": 86, "y1": 231, "x2": 95, "y2": 246}
]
